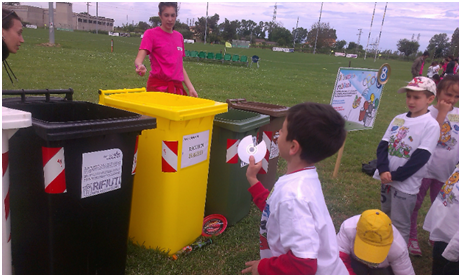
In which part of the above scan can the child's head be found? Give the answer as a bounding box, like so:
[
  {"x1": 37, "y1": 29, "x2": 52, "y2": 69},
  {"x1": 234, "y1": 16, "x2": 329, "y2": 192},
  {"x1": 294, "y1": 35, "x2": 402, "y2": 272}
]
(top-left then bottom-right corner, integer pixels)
[
  {"x1": 436, "y1": 74, "x2": 459, "y2": 108},
  {"x1": 432, "y1": 74, "x2": 441, "y2": 84},
  {"x1": 431, "y1": 61, "x2": 438, "y2": 66},
  {"x1": 354, "y1": 209, "x2": 393, "y2": 265},
  {"x1": 284, "y1": 102, "x2": 346, "y2": 164},
  {"x1": 397, "y1": 77, "x2": 436, "y2": 117}
]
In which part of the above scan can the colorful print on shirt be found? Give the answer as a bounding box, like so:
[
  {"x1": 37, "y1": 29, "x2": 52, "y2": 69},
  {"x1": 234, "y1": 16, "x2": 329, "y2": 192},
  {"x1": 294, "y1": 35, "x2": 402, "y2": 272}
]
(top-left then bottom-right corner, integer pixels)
[
  {"x1": 438, "y1": 119, "x2": 459, "y2": 150},
  {"x1": 259, "y1": 203, "x2": 271, "y2": 250},
  {"x1": 388, "y1": 124, "x2": 412, "y2": 159},
  {"x1": 438, "y1": 168, "x2": 459, "y2": 207}
]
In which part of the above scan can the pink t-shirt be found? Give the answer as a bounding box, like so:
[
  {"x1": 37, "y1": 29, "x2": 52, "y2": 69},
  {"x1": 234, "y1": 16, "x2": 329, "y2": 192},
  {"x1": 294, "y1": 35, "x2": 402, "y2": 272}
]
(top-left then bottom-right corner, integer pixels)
[{"x1": 139, "y1": 27, "x2": 185, "y2": 82}]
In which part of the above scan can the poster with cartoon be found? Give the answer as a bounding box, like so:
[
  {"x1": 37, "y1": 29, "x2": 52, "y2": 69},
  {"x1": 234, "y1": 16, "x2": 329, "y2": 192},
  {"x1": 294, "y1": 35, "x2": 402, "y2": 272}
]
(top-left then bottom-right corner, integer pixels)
[{"x1": 330, "y1": 67, "x2": 388, "y2": 131}]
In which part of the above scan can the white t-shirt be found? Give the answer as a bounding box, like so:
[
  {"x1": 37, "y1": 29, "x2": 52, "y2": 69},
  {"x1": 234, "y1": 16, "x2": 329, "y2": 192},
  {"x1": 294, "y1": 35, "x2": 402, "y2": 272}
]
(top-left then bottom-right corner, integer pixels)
[
  {"x1": 427, "y1": 65, "x2": 440, "y2": 78},
  {"x1": 424, "y1": 105, "x2": 459, "y2": 182},
  {"x1": 423, "y1": 166, "x2": 459, "y2": 245},
  {"x1": 336, "y1": 215, "x2": 415, "y2": 275},
  {"x1": 260, "y1": 168, "x2": 348, "y2": 275},
  {"x1": 373, "y1": 112, "x2": 440, "y2": 194}
]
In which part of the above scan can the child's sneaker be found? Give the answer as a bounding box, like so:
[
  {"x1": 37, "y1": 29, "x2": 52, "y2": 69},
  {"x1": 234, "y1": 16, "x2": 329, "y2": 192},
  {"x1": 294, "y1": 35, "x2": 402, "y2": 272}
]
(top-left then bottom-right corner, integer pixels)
[
  {"x1": 408, "y1": 238, "x2": 422, "y2": 256},
  {"x1": 428, "y1": 239, "x2": 434, "y2": 247}
]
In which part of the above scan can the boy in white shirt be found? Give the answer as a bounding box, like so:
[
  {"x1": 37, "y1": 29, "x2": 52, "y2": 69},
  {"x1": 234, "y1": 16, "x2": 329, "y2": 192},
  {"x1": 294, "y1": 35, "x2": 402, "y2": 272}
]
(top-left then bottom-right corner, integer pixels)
[
  {"x1": 241, "y1": 102, "x2": 348, "y2": 275},
  {"x1": 423, "y1": 165, "x2": 459, "y2": 274},
  {"x1": 374, "y1": 77, "x2": 440, "y2": 244},
  {"x1": 337, "y1": 209, "x2": 415, "y2": 275}
]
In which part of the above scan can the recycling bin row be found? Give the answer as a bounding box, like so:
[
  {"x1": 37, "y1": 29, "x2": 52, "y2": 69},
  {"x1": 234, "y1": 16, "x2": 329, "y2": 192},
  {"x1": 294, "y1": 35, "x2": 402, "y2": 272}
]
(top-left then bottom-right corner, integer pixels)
[{"x1": 2, "y1": 88, "x2": 287, "y2": 274}]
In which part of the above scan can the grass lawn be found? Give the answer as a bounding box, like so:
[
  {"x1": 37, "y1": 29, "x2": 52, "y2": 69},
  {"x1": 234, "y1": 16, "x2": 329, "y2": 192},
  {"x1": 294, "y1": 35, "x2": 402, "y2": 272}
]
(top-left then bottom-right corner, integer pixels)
[{"x1": 2, "y1": 28, "x2": 443, "y2": 274}]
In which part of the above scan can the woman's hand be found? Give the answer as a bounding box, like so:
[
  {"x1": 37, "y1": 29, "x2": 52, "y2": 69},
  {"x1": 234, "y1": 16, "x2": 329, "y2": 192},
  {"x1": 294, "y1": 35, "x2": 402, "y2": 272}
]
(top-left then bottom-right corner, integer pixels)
[{"x1": 135, "y1": 64, "x2": 147, "y2": 77}]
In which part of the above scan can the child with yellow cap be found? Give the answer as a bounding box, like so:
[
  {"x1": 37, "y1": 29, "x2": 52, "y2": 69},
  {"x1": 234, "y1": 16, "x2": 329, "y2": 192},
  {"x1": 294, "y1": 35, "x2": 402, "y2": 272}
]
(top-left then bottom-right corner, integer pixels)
[{"x1": 337, "y1": 209, "x2": 415, "y2": 275}]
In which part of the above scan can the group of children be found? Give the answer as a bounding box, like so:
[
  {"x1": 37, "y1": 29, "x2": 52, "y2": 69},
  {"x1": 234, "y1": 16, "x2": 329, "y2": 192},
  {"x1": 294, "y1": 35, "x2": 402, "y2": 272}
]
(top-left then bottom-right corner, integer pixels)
[
  {"x1": 427, "y1": 56, "x2": 459, "y2": 85},
  {"x1": 241, "y1": 74, "x2": 459, "y2": 275}
]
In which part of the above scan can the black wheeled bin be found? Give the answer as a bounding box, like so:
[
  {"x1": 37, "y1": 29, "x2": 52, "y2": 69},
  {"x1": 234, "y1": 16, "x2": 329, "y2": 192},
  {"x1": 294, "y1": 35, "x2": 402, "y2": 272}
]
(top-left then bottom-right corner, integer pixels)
[
  {"x1": 226, "y1": 99, "x2": 289, "y2": 191},
  {"x1": 2, "y1": 89, "x2": 157, "y2": 275},
  {"x1": 205, "y1": 109, "x2": 269, "y2": 225}
]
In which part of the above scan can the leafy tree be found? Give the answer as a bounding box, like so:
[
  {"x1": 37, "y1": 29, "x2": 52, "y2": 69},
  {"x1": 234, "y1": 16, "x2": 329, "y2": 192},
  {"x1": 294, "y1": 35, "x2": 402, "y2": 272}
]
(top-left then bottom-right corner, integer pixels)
[
  {"x1": 426, "y1": 33, "x2": 450, "y2": 59},
  {"x1": 137, "y1": 21, "x2": 150, "y2": 31},
  {"x1": 347, "y1": 42, "x2": 363, "y2": 50},
  {"x1": 238, "y1": 19, "x2": 257, "y2": 40},
  {"x1": 335, "y1": 40, "x2": 347, "y2": 50},
  {"x1": 149, "y1": 16, "x2": 161, "y2": 27},
  {"x1": 268, "y1": 26, "x2": 292, "y2": 46},
  {"x1": 174, "y1": 20, "x2": 193, "y2": 39},
  {"x1": 194, "y1": 13, "x2": 220, "y2": 43},
  {"x1": 292, "y1": 27, "x2": 308, "y2": 44},
  {"x1": 397, "y1": 38, "x2": 419, "y2": 56},
  {"x1": 219, "y1": 18, "x2": 239, "y2": 41},
  {"x1": 306, "y1": 22, "x2": 337, "y2": 48},
  {"x1": 450, "y1": 28, "x2": 459, "y2": 57},
  {"x1": 253, "y1": 21, "x2": 267, "y2": 39},
  {"x1": 2, "y1": 2, "x2": 20, "y2": 6}
]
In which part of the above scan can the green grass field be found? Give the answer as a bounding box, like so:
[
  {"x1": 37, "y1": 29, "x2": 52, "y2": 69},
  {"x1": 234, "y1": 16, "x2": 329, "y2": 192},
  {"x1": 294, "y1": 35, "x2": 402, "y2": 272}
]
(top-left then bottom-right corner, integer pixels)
[{"x1": 2, "y1": 28, "x2": 440, "y2": 274}]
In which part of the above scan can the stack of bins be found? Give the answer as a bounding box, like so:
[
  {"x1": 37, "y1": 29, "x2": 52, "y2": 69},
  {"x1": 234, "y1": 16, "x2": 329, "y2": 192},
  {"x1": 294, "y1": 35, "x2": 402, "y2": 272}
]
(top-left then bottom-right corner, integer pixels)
[
  {"x1": 2, "y1": 89, "x2": 157, "y2": 274},
  {"x1": 205, "y1": 109, "x2": 270, "y2": 225},
  {"x1": 226, "y1": 99, "x2": 289, "y2": 191},
  {"x1": 2, "y1": 107, "x2": 32, "y2": 275},
  {"x1": 98, "y1": 88, "x2": 228, "y2": 255}
]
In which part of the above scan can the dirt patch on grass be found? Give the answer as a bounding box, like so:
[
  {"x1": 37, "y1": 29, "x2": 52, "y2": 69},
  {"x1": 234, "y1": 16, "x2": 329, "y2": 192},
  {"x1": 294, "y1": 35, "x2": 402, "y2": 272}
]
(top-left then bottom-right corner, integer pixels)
[{"x1": 38, "y1": 43, "x2": 61, "y2": 47}]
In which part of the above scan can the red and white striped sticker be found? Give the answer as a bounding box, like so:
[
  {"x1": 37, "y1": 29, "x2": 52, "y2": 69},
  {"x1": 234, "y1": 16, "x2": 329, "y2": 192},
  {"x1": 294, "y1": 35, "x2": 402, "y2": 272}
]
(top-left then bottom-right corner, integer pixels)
[
  {"x1": 42, "y1": 146, "x2": 67, "y2": 194},
  {"x1": 226, "y1": 139, "x2": 240, "y2": 164},
  {"x1": 2, "y1": 150, "x2": 11, "y2": 243},
  {"x1": 259, "y1": 131, "x2": 272, "y2": 174},
  {"x1": 132, "y1": 136, "x2": 139, "y2": 175},
  {"x1": 162, "y1": 141, "x2": 178, "y2": 173}
]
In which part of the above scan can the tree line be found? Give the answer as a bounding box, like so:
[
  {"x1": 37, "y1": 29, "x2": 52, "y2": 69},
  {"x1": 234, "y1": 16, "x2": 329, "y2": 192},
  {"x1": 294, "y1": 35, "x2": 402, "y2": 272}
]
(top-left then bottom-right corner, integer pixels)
[{"x1": 116, "y1": 14, "x2": 459, "y2": 59}]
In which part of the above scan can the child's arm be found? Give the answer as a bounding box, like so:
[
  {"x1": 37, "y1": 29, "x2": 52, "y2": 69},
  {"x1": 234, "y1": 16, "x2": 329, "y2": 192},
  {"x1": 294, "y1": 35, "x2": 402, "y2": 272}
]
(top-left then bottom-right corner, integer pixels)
[
  {"x1": 246, "y1": 156, "x2": 269, "y2": 211},
  {"x1": 376, "y1": 140, "x2": 392, "y2": 183},
  {"x1": 390, "y1": 149, "x2": 431, "y2": 182},
  {"x1": 435, "y1": 99, "x2": 452, "y2": 126}
]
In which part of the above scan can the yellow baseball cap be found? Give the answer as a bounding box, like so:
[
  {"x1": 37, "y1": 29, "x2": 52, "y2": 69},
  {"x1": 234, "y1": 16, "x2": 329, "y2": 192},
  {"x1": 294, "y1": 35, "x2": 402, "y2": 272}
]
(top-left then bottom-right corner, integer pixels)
[{"x1": 354, "y1": 209, "x2": 393, "y2": 264}]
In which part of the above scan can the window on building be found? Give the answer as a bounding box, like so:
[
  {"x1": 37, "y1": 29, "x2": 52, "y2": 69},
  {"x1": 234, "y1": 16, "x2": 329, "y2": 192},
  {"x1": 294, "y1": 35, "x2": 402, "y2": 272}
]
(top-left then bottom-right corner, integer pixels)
[
  {"x1": 83, "y1": 19, "x2": 87, "y2": 23},
  {"x1": 78, "y1": 18, "x2": 82, "y2": 22}
]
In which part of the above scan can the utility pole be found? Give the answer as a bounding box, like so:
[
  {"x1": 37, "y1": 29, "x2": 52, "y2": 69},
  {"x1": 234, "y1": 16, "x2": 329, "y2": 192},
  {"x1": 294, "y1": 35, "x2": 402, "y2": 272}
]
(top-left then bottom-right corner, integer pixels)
[
  {"x1": 356, "y1": 29, "x2": 362, "y2": 52},
  {"x1": 293, "y1": 17, "x2": 299, "y2": 49},
  {"x1": 96, "y1": 2, "x2": 98, "y2": 34},
  {"x1": 48, "y1": 2, "x2": 55, "y2": 44},
  {"x1": 87, "y1": 2, "x2": 91, "y2": 31},
  {"x1": 374, "y1": 2, "x2": 387, "y2": 62},
  {"x1": 364, "y1": 2, "x2": 376, "y2": 60},
  {"x1": 313, "y1": 2, "x2": 323, "y2": 55},
  {"x1": 204, "y1": 2, "x2": 208, "y2": 44}
]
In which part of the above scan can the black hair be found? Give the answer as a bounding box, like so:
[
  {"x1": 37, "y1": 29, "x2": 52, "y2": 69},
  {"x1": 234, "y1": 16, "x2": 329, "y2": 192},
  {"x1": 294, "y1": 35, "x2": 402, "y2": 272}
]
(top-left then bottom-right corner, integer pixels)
[
  {"x1": 286, "y1": 102, "x2": 346, "y2": 164},
  {"x1": 437, "y1": 74, "x2": 459, "y2": 97},
  {"x1": 2, "y1": 8, "x2": 21, "y2": 30},
  {"x1": 423, "y1": 51, "x2": 429, "y2": 56},
  {"x1": 158, "y1": 2, "x2": 178, "y2": 15}
]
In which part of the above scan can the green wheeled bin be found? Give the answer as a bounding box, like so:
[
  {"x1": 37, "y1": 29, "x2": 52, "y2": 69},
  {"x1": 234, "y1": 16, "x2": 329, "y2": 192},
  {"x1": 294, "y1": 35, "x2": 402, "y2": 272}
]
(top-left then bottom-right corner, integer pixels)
[
  {"x1": 205, "y1": 109, "x2": 270, "y2": 225},
  {"x1": 226, "y1": 99, "x2": 289, "y2": 191}
]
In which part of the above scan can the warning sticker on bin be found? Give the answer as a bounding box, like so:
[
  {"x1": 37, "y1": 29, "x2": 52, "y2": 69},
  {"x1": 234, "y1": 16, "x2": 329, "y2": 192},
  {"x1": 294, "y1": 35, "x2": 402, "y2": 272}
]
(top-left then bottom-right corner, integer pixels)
[
  {"x1": 81, "y1": 149, "x2": 123, "y2": 199},
  {"x1": 181, "y1": 130, "x2": 210, "y2": 169}
]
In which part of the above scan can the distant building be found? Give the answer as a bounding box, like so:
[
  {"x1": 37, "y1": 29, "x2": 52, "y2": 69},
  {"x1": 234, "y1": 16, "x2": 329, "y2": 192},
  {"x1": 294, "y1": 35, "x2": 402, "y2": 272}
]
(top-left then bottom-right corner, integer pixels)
[
  {"x1": 254, "y1": 39, "x2": 277, "y2": 46},
  {"x1": 2, "y1": 3, "x2": 114, "y2": 32}
]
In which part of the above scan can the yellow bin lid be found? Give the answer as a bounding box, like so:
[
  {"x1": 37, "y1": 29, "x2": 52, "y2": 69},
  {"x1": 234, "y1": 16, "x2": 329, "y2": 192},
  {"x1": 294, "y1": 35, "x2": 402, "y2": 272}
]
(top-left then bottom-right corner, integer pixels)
[{"x1": 99, "y1": 88, "x2": 228, "y2": 121}]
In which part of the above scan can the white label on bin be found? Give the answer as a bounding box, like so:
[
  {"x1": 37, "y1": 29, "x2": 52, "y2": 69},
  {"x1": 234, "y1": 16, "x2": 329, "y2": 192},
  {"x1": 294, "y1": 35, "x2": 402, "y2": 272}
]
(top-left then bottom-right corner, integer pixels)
[
  {"x1": 269, "y1": 132, "x2": 280, "y2": 159},
  {"x1": 181, "y1": 130, "x2": 209, "y2": 169},
  {"x1": 81, "y1": 149, "x2": 123, "y2": 199}
]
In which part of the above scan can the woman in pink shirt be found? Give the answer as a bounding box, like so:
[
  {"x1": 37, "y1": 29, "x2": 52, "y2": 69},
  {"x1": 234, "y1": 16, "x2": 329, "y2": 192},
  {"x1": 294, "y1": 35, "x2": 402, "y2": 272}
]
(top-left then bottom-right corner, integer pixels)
[{"x1": 134, "y1": 2, "x2": 198, "y2": 97}]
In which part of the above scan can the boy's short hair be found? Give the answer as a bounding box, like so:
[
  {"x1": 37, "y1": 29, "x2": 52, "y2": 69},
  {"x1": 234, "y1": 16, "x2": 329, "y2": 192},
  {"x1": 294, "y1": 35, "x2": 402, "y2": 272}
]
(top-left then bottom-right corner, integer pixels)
[
  {"x1": 437, "y1": 74, "x2": 459, "y2": 97},
  {"x1": 286, "y1": 102, "x2": 346, "y2": 164}
]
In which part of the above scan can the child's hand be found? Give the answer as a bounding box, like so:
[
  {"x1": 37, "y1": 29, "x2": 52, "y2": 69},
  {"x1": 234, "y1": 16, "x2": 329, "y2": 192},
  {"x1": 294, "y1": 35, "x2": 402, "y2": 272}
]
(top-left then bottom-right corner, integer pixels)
[
  {"x1": 241, "y1": 260, "x2": 260, "y2": 275},
  {"x1": 135, "y1": 64, "x2": 147, "y2": 77},
  {"x1": 438, "y1": 99, "x2": 452, "y2": 114},
  {"x1": 379, "y1": 171, "x2": 392, "y2": 184},
  {"x1": 246, "y1": 155, "x2": 262, "y2": 187}
]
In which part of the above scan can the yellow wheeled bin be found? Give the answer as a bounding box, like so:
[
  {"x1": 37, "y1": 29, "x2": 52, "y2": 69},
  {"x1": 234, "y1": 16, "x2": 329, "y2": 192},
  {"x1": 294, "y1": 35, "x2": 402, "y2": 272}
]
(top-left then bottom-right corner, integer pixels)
[{"x1": 98, "y1": 88, "x2": 228, "y2": 255}]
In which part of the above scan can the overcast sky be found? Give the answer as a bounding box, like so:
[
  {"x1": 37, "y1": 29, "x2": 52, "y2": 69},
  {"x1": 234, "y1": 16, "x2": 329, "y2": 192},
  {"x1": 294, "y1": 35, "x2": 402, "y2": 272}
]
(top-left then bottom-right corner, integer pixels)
[{"x1": 21, "y1": 1, "x2": 459, "y2": 52}]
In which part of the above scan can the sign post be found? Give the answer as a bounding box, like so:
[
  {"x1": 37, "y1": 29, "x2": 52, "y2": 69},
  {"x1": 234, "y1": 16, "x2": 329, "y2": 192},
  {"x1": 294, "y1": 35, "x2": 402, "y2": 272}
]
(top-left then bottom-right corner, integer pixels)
[{"x1": 330, "y1": 64, "x2": 390, "y2": 177}]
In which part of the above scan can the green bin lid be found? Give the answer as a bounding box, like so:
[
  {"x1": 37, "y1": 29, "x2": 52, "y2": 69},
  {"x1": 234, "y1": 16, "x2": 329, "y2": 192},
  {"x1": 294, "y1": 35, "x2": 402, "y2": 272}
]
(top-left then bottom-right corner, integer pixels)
[{"x1": 213, "y1": 109, "x2": 270, "y2": 133}]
